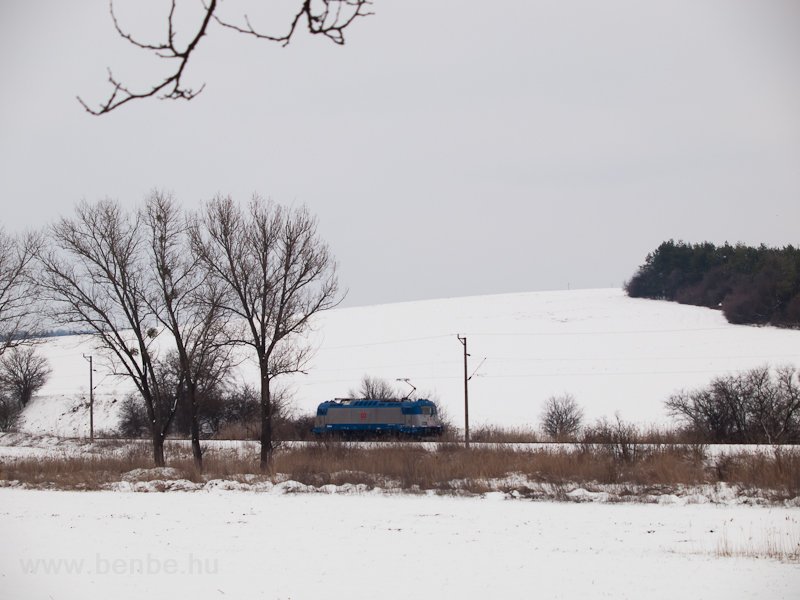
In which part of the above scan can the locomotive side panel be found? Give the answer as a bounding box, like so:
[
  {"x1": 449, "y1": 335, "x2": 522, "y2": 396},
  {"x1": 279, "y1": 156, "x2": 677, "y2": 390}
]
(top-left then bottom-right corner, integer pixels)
[{"x1": 324, "y1": 406, "x2": 405, "y2": 425}]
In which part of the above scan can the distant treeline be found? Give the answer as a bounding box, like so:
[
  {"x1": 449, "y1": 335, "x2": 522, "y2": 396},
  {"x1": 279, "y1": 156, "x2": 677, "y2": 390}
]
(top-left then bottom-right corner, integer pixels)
[
  {"x1": 22, "y1": 329, "x2": 93, "y2": 339},
  {"x1": 625, "y1": 241, "x2": 800, "y2": 327}
]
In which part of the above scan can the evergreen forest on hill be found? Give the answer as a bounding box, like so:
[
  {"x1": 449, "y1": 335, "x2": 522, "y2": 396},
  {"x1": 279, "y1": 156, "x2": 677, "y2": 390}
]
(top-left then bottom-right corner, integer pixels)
[{"x1": 625, "y1": 241, "x2": 800, "y2": 328}]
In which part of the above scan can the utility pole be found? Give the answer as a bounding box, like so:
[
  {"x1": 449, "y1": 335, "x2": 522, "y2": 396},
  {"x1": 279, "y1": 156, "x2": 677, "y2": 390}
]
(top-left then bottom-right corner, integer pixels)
[
  {"x1": 457, "y1": 335, "x2": 470, "y2": 448},
  {"x1": 82, "y1": 354, "x2": 93, "y2": 442}
]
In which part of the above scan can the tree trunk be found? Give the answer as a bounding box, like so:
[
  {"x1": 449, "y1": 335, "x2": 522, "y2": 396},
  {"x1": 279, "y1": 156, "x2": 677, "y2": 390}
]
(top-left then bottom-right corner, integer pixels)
[
  {"x1": 259, "y1": 368, "x2": 273, "y2": 472},
  {"x1": 187, "y1": 384, "x2": 203, "y2": 470},
  {"x1": 151, "y1": 433, "x2": 166, "y2": 467},
  {"x1": 191, "y1": 412, "x2": 203, "y2": 469},
  {"x1": 150, "y1": 399, "x2": 168, "y2": 468}
]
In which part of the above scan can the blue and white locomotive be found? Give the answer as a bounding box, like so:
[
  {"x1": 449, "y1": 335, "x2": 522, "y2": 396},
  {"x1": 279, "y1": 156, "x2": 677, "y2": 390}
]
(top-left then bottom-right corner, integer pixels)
[{"x1": 312, "y1": 398, "x2": 443, "y2": 437}]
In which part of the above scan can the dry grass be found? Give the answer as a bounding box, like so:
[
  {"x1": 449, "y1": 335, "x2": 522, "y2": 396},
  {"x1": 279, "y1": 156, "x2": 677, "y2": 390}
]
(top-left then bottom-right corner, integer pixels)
[
  {"x1": 469, "y1": 426, "x2": 541, "y2": 443},
  {"x1": 0, "y1": 446, "x2": 154, "y2": 489},
  {"x1": 714, "y1": 448, "x2": 800, "y2": 494},
  {"x1": 716, "y1": 525, "x2": 800, "y2": 562},
  {"x1": 2, "y1": 442, "x2": 798, "y2": 500}
]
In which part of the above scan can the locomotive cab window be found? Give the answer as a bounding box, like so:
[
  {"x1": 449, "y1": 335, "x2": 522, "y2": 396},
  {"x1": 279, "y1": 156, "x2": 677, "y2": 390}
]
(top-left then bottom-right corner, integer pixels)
[{"x1": 422, "y1": 407, "x2": 432, "y2": 416}]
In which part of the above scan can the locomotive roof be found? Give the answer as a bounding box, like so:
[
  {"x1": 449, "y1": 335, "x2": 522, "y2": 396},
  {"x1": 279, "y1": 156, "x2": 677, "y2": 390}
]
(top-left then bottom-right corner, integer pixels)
[
  {"x1": 321, "y1": 398, "x2": 434, "y2": 407},
  {"x1": 315, "y1": 398, "x2": 437, "y2": 416}
]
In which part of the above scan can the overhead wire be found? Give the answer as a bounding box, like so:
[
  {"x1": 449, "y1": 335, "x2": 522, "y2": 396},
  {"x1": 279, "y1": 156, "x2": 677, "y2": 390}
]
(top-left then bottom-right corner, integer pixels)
[
  {"x1": 33, "y1": 324, "x2": 799, "y2": 395},
  {"x1": 466, "y1": 326, "x2": 742, "y2": 337},
  {"x1": 315, "y1": 333, "x2": 455, "y2": 350}
]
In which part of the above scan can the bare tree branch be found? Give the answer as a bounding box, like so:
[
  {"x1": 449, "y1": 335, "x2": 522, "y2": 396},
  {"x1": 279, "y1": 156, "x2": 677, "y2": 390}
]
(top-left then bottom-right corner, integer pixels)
[
  {"x1": 35, "y1": 199, "x2": 178, "y2": 466},
  {"x1": 215, "y1": 0, "x2": 374, "y2": 46},
  {"x1": 0, "y1": 346, "x2": 51, "y2": 408},
  {"x1": 78, "y1": 0, "x2": 217, "y2": 115},
  {"x1": 79, "y1": 0, "x2": 371, "y2": 115},
  {"x1": 348, "y1": 375, "x2": 399, "y2": 401},
  {"x1": 143, "y1": 190, "x2": 233, "y2": 468},
  {"x1": 666, "y1": 366, "x2": 800, "y2": 443},
  {"x1": 191, "y1": 195, "x2": 341, "y2": 469},
  {"x1": 540, "y1": 393, "x2": 584, "y2": 441},
  {"x1": 0, "y1": 230, "x2": 42, "y2": 355}
]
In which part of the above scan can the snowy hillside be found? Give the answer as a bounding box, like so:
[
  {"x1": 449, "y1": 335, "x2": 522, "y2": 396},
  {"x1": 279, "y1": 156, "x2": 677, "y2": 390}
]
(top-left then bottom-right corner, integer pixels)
[{"x1": 19, "y1": 288, "x2": 800, "y2": 436}]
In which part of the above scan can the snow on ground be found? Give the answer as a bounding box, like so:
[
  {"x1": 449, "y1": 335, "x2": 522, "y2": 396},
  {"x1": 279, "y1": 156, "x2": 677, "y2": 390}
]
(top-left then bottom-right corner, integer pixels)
[
  {"x1": 1, "y1": 489, "x2": 798, "y2": 599},
  {"x1": 18, "y1": 288, "x2": 800, "y2": 436},
  {"x1": 19, "y1": 333, "x2": 132, "y2": 437}
]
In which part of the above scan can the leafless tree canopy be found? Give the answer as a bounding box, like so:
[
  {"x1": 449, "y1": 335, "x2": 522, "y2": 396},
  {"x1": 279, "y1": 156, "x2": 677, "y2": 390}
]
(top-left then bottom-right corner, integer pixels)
[
  {"x1": 79, "y1": 0, "x2": 373, "y2": 115},
  {"x1": 0, "y1": 230, "x2": 41, "y2": 355},
  {"x1": 38, "y1": 200, "x2": 157, "y2": 379},
  {"x1": 348, "y1": 375, "x2": 400, "y2": 400},
  {"x1": 192, "y1": 195, "x2": 340, "y2": 469},
  {"x1": 143, "y1": 191, "x2": 232, "y2": 466},
  {"x1": 666, "y1": 366, "x2": 800, "y2": 443},
  {"x1": 540, "y1": 393, "x2": 584, "y2": 440},
  {"x1": 36, "y1": 200, "x2": 177, "y2": 465},
  {"x1": 144, "y1": 193, "x2": 231, "y2": 388},
  {"x1": 0, "y1": 346, "x2": 52, "y2": 408}
]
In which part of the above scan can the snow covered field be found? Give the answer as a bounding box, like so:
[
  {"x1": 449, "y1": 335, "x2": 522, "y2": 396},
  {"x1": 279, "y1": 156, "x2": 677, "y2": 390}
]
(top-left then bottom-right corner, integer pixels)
[
  {"x1": 2, "y1": 489, "x2": 798, "y2": 599},
  {"x1": 19, "y1": 288, "x2": 800, "y2": 436}
]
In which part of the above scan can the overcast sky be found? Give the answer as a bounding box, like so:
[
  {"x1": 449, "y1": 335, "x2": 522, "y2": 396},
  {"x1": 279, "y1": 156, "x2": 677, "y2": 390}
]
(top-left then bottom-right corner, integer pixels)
[{"x1": 1, "y1": 0, "x2": 799, "y2": 307}]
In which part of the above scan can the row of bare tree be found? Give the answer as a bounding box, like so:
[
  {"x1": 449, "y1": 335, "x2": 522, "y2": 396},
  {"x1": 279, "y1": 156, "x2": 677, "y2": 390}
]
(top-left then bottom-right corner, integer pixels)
[
  {"x1": 0, "y1": 229, "x2": 39, "y2": 357},
  {"x1": 0, "y1": 192, "x2": 339, "y2": 470},
  {"x1": 666, "y1": 366, "x2": 800, "y2": 444},
  {"x1": 539, "y1": 367, "x2": 800, "y2": 444}
]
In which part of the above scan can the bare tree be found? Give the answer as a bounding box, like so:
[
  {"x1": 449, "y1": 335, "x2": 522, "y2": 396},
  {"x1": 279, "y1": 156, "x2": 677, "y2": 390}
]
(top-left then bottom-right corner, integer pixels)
[
  {"x1": 0, "y1": 346, "x2": 51, "y2": 407},
  {"x1": 666, "y1": 366, "x2": 800, "y2": 443},
  {"x1": 348, "y1": 375, "x2": 399, "y2": 400},
  {"x1": 191, "y1": 195, "x2": 340, "y2": 470},
  {"x1": 36, "y1": 200, "x2": 176, "y2": 466},
  {"x1": 0, "y1": 394, "x2": 21, "y2": 431},
  {"x1": 0, "y1": 229, "x2": 41, "y2": 356},
  {"x1": 143, "y1": 191, "x2": 232, "y2": 468},
  {"x1": 80, "y1": 0, "x2": 373, "y2": 115},
  {"x1": 540, "y1": 393, "x2": 584, "y2": 441},
  {"x1": 581, "y1": 414, "x2": 641, "y2": 463},
  {"x1": 770, "y1": 366, "x2": 800, "y2": 443}
]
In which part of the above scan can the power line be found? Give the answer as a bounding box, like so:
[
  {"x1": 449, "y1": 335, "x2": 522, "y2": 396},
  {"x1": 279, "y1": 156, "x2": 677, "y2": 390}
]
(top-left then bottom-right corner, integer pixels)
[
  {"x1": 308, "y1": 359, "x2": 462, "y2": 373},
  {"x1": 314, "y1": 326, "x2": 751, "y2": 350},
  {"x1": 485, "y1": 353, "x2": 800, "y2": 363},
  {"x1": 466, "y1": 326, "x2": 741, "y2": 337},
  {"x1": 475, "y1": 366, "x2": 777, "y2": 378},
  {"x1": 284, "y1": 364, "x2": 797, "y2": 385},
  {"x1": 315, "y1": 333, "x2": 455, "y2": 350}
]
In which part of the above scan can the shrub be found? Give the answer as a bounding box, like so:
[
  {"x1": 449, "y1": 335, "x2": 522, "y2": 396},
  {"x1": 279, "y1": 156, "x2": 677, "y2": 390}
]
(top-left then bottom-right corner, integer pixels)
[
  {"x1": 540, "y1": 394, "x2": 584, "y2": 441},
  {"x1": 581, "y1": 415, "x2": 641, "y2": 462},
  {"x1": 0, "y1": 346, "x2": 51, "y2": 407},
  {"x1": 218, "y1": 384, "x2": 260, "y2": 427},
  {"x1": 0, "y1": 393, "x2": 21, "y2": 431},
  {"x1": 117, "y1": 395, "x2": 149, "y2": 438},
  {"x1": 665, "y1": 366, "x2": 800, "y2": 443},
  {"x1": 348, "y1": 375, "x2": 400, "y2": 400}
]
